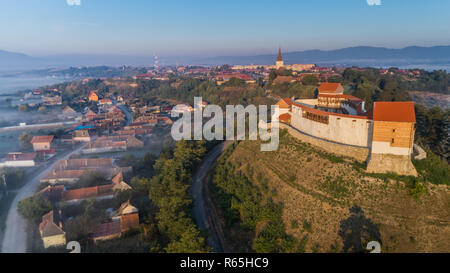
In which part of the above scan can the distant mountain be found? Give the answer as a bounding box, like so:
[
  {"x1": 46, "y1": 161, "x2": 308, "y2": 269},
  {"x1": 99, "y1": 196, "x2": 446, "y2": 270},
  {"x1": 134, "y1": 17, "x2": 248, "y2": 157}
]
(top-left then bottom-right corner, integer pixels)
[
  {"x1": 0, "y1": 50, "x2": 45, "y2": 71},
  {"x1": 1, "y1": 46, "x2": 450, "y2": 72},
  {"x1": 195, "y1": 46, "x2": 450, "y2": 67}
]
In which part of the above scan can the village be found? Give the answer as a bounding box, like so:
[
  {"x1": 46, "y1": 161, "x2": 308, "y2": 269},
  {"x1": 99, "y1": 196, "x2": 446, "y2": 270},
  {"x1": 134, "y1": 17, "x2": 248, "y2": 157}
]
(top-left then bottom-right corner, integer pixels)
[
  {"x1": 0, "y1": 47, "x2": 446, "y2": 254},
  {"x1": 0, "y1": 85, "x2": 178, "y2": 250}
]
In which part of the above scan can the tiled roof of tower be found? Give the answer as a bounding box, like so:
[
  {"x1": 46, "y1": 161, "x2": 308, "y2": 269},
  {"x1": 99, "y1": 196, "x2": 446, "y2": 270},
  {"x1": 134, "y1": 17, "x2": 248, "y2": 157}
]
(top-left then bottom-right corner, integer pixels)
[{"x1": 373, "y1": 102, "x2": 416, "y2": 123}]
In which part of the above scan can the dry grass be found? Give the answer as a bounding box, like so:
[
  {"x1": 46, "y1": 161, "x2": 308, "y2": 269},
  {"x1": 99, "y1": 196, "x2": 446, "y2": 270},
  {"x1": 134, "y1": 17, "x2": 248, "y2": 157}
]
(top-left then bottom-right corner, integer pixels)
[{"x1": 222, "y1": 134, "x2": 450, "y2": 253}]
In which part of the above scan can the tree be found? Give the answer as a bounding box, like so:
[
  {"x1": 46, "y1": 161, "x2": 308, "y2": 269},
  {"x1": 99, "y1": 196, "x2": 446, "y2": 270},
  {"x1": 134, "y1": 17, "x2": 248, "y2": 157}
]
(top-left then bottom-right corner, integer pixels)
[
  {"x1": 165, "y1": 225, "x2": 209, "y2": 253},
  {"x1": 18, "y1": 133, "x2": 33, "y2": 150},
  {"x1": 73, "y1": 171, "x2": 108, "y2": 189},
  {"x1": 18, "y1": 104, "x2": 30, "y2": 112},
  {"x1": 18, "y1": 195, "x2": 53, "y2": 222},
  {"x1": 38, "y1": 106, "x2": 48, "y2": 113},
  {"x1": 301, "y1": 75, "x2": 319, "y2": 86}
]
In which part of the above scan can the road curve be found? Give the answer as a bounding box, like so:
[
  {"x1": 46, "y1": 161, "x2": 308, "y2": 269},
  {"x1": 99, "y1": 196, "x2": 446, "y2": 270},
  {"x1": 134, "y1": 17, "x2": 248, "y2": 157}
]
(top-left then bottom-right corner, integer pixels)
[
  {"x1": 1, "y1": 143, "x2": 86, "y2": 253},
  {"x1": 192, "y1": 140, "x2": 234, "y2": 253}
]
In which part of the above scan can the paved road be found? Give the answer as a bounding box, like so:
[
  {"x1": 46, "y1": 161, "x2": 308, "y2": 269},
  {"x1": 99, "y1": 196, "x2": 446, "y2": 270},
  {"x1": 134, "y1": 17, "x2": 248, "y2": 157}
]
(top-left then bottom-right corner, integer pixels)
[
  {"x1": 192, "y1": 140, "x2": 234, "y2": 253},
  {"x1": 1, "y1": 143, "x2": 86, "y2": 253},
  {"x1": 0, "y1": 121, "x2": 78, "y2": 133},
  {"x1": 116, "y1": 103, "x2": 133, "y2": 126}
]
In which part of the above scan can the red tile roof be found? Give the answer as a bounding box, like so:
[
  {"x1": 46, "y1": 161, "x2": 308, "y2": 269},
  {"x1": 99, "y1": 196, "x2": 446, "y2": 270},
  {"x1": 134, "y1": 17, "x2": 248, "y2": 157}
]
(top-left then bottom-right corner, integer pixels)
[
  {"x1": 373, "y1": 102, "x2": 416, "y2": 123},
  {"x1": 279, "y1": 113, "x2": 291, "y2": 122},
  {"x1": 318, "y1": 83, "x2": 343, "y2": 94},
  {"x1": 31, "y1": 135, "x2": 54, "y2": 144},
  {"x1": 5, "y1": 153, "x2": 36, "y2": 161}
]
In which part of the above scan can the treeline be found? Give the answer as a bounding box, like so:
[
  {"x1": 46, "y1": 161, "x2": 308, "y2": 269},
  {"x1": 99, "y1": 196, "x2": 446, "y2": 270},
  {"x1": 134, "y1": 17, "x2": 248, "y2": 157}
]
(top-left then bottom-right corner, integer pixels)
[
  {"x1": 342, "y1": 68, "x2": 449, "y2": 94},
  {"x1": 396, "y1": 70, "x2": 449, "y2": 94},
  {"x1": 212, "y1": 144, "x2": 297, "y2": 253},
  {"x1": 133, "y1": 77, "x2": 273, "y2": 107},
  {"x1": 135, "y1": 140, "x2": 212, "y2": 253},
  {"x1": 343, "y1": 69, "x2": 411, "y2": 110},
  {"x1": 415, "y1": 105, "x2": 450, "y2": 161}
]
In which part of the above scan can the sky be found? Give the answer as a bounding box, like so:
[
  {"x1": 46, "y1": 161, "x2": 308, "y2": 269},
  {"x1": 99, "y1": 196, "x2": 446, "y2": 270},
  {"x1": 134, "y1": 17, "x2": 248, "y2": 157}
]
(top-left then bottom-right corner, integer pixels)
[{"x1": 0, "y1": 0, "x2": 449, "y2": 57}]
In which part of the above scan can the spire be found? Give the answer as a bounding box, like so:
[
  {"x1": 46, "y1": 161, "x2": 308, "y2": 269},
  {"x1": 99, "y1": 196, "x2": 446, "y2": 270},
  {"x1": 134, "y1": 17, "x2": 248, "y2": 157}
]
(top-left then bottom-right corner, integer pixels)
[{"x1": 277, "y1": 48, "x2": 283, "y2": 61}]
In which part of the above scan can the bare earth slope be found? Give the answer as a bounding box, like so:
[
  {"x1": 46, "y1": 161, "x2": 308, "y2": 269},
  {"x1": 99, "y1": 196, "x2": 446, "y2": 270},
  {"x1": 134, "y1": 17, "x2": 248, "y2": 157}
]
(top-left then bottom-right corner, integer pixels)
[{"x1": 218, "y1": 134, "x2": 450, "y2": 253}]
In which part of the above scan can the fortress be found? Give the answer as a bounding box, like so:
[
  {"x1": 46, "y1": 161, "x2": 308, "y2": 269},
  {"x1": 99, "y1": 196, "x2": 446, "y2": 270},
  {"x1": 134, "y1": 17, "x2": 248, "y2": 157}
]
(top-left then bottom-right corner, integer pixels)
[{"x1": 275, "y1": 82, "x2": 418, "y2": 176}]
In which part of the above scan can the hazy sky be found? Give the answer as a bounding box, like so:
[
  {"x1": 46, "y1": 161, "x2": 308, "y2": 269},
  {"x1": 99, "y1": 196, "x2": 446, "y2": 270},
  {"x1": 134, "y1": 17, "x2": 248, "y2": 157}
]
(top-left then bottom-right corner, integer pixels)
[{"x1": 0, "y1": 0, "x2": 449, "y2": 57}]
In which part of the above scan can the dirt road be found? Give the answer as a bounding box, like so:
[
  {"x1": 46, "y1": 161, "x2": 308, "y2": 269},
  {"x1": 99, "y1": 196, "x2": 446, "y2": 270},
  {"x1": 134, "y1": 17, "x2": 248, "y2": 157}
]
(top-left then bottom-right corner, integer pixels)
[
  {"x1": 192, "y1": 140, "x2": 233, "y2": 253},
  {"x1": 0, "y1": 143, "x2": 86, "y2": 253}
]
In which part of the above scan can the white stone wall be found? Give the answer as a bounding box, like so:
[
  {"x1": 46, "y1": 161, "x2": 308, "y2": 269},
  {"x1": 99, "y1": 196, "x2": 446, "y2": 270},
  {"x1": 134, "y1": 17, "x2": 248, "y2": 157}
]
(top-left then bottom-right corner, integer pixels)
[
  {"x1": 291, "y1": 105, "x2": 371, "y2": 147},
  {"x1": 371, "y1": 141, "x2": 412, "y2": 156}
]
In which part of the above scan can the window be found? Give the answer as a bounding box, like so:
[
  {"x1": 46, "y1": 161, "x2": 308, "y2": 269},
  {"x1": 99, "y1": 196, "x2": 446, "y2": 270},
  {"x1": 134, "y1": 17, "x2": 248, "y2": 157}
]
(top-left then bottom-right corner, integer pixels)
[{"x1": 391, "y1": 138, "x2": 395, "y2": 144}]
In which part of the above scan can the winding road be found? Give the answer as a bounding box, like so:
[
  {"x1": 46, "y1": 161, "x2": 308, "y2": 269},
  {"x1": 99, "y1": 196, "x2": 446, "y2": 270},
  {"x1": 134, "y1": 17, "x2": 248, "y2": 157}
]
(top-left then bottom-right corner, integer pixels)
[
  {"x1": 192, "y1": 140, "x2": 233, "y2": 253},
  {"x1": 0, "y1": 143, "x2": 86, "y2": 253}
]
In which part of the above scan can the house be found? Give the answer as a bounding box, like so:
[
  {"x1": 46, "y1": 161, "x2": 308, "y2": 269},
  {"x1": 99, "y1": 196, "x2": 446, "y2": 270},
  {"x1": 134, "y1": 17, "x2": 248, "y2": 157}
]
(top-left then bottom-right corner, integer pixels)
[
  {"x1": 40, "y1": 170, "x2": 85, "y2": 184},
  {"x1": 62, "y1": 184, "x2": 115, "y2": 204},
  {"x1": 42, "y1": 96, "x2": 62, "y2": 105},
  {"x1": 171, "y1": 104, "x2": 194, "y2": 115},
  {"x1": 112, "y1": 172, "x2": 132, "y2": 191},
  {"x1": 82, "y1": 135, "x2": 143, "y2": 154},
  {"x1": 98, "y1": 98, "x2": 113, "y2": 105},
  {"x1": 53, "y1": 158, "x2": 115, "y2": 171},
  {"x1": 73, "y1": 130, "x2": 91, "y2": 142},
  {"x1": 93, "y1": 201, "x2": 139, "y2": 243},
  {"x1": 318, "y1": 83, "x2": 344, "y2": 95},
  {"x1": 60, "y1": 106, "x2": 79, "y2": 120},
  {"x1": 89, "y1": 91, "x2": 99, "y2": 102},
  {"x1": 0, "y1": 153, "x2": 37, "y2": 167},
  {"x1": 39, "y1": 210, "x2": 66, "y2": 249},
  {"x1": 85, "y1": 109, "x2": 98, "y2": 120},
  {"x1": 31, "y1": 136, "x2": 54, "y2": 152},
  {"x1": 273, "y1": 76, "x2": 296, "y2": 85},
  {"x1": 275, "y1": 98, "x2": 293, "y2": 116}
]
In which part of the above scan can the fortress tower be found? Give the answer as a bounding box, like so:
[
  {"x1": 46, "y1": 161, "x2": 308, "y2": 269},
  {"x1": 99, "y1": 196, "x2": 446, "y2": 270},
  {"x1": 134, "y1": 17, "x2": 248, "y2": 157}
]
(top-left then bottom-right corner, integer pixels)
[
  {"x1": 367, "y1": 102, "x2": 418, "y2": 176},
  {"x1": 276, "y1": 48, "x2": 284, "y2": 69}
]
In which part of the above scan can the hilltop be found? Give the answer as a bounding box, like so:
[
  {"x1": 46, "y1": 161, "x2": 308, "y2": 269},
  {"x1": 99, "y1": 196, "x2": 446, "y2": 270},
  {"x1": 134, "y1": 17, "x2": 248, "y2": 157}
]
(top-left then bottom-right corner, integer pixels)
[{"x1": 209, "y1": 132, "x2": 450, "y2": 253}]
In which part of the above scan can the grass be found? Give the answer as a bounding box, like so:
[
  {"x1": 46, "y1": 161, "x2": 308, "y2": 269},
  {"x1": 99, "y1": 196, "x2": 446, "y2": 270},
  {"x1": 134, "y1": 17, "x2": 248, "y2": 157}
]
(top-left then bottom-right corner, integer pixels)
[{"x1": 413, "y1": 150, "x2": 450, "y2": 186}]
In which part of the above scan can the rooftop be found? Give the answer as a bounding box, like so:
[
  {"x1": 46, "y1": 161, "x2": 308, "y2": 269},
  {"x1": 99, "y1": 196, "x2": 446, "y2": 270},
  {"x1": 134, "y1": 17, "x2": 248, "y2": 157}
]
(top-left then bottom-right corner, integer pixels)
[
  {"x1": 318, "y1": 83, "x2": 343, "y2": 94},
  {"x1": 31, "y1": 135, "x2": 54, "y2": 144},
  {"x1": 373, "y1": 101, "x2": 416, "y2": 123}
]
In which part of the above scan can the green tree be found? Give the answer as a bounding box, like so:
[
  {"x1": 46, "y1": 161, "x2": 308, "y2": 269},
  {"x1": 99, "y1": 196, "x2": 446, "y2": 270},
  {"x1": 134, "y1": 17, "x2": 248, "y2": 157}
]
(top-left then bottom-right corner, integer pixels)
[
  {"x1": 18, "y1": 195, "x2": 53, "y2": 222},
  {"x1": 301, "y1": 75, "x2": 319, "y2": 86},
  {"x1": 18, "y1": 133, "x2": 33, "y2": 150}
]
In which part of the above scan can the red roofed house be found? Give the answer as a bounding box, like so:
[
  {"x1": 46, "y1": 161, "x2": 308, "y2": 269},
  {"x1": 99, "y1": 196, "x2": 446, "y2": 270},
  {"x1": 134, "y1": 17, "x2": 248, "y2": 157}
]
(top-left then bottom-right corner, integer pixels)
[
  {"x1": 89, "y1": 91, "x2": 99, "y2": 102},
  {"x1": 318, "y1": 83, "x2": 344, "y2": 95},
  {"x1": 367, "y1": 102, "x2": 417, "y2": 176},
  {"x1": 93, "y1": 201, "x2": 139, "y2": 243},
  {"x1": 39, "y1": 210, "x2": 66, "y2": 249},
  {"x1": 98, "y1": 98, "x2": 113, "y2": 105},
  {"x1": 1, "y1": 152, "x2": 37, "y2": 167},
  {"x1": 31, "y1": 136, "x2": 54, "y2": 152}
]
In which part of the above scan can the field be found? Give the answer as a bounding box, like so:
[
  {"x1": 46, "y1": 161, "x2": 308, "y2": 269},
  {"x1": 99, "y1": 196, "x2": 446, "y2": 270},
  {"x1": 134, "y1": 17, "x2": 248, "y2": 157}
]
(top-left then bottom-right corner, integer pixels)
[{"x1": 212, "y1": 133, "x2": 450, "y2": 253}]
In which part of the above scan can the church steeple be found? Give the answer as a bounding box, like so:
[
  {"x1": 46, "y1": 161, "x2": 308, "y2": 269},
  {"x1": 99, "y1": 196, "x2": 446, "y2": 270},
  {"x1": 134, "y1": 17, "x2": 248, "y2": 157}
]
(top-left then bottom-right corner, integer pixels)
[
  {"x1": 277, "y1": 48, "x2": 283, "y2": 61},
  {"x1": 276, "y1": 48, "x2": 284, "y2": 69}
]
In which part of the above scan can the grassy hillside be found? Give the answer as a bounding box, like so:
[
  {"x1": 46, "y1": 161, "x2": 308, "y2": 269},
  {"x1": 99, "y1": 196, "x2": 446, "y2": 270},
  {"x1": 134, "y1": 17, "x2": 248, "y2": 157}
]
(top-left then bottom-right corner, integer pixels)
[{"x1": 210, "y1": 132, "x2": 450, "y2": 253}]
